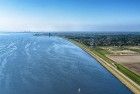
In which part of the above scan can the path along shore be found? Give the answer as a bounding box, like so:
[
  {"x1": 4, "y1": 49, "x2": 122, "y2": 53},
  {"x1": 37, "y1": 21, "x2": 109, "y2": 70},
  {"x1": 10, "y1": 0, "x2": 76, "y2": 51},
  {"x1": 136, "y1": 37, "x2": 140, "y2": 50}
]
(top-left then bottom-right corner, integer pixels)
[{"x1": 69, "y1": 40, "x2": 140, "y2": 94}]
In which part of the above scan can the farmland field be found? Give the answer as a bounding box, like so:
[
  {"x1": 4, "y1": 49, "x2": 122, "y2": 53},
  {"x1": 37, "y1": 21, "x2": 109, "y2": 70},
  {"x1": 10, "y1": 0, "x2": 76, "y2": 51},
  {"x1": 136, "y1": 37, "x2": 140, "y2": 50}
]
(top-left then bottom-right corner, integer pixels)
[{"x1": 101, "y1": 46, "x2": 140, "y2": 74}]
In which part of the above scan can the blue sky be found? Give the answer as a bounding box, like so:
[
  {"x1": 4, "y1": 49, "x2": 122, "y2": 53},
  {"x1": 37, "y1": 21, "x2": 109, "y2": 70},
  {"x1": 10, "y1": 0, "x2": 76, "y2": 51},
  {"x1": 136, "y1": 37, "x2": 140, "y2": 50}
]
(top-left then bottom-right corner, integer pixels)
[{"x1": 0, "y1": 0, "x2": 140, "y2": 32}]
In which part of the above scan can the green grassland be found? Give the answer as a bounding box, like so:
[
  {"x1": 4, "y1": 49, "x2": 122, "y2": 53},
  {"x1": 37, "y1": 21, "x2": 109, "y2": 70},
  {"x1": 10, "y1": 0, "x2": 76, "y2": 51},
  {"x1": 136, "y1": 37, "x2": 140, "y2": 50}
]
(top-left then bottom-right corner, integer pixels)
[{"x1": 91, "y1": 47, "x2": 140, "y2": 85}]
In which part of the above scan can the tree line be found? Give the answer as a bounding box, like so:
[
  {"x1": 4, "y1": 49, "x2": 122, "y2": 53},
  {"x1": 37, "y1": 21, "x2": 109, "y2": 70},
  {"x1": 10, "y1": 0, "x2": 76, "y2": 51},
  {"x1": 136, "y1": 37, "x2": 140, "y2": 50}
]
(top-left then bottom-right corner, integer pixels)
[{"x1": 67, "y1": 34, "x2": 140, "y2": 46}]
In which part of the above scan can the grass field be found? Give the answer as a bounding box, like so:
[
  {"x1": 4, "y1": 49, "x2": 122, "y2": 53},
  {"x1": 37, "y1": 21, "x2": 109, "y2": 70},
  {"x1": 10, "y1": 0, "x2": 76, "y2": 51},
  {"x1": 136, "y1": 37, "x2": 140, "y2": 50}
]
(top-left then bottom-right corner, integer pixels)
[
  {"x1": 101, "y1": 46, "x2": 140, "y2": 74},
  {"x1": 92, "y1": 46, "x2": 140, "y2": 85}
]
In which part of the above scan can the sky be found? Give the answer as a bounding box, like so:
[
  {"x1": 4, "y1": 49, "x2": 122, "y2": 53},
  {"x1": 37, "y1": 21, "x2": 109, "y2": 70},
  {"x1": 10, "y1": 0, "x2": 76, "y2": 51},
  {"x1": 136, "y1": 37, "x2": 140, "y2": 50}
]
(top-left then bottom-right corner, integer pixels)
[{"x1": 0, "y1": 0, "x2": 140, "y2": 32}]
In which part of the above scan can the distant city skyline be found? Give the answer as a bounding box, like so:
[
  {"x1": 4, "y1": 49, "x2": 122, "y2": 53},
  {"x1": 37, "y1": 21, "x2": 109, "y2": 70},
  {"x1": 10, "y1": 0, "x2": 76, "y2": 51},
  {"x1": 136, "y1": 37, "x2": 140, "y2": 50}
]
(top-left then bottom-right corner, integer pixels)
[{"x1": 0, "y1": 0, "x2": 140, "y2": 32}]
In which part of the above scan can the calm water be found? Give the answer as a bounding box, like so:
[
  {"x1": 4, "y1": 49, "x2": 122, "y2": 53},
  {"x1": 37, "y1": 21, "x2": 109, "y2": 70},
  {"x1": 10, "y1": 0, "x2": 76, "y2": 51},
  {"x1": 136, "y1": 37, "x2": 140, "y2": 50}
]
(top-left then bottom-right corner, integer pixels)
[{"x1": 0, "y1": 33, "x2": 132, "y2": 94}]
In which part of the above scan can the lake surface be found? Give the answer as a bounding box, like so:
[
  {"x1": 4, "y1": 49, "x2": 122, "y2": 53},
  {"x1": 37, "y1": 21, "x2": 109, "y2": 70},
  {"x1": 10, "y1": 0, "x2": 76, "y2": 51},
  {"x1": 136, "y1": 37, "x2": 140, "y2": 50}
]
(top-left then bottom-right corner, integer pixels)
[{"x1": 0, "y1": 33, "x2": 132, "y2": 94}]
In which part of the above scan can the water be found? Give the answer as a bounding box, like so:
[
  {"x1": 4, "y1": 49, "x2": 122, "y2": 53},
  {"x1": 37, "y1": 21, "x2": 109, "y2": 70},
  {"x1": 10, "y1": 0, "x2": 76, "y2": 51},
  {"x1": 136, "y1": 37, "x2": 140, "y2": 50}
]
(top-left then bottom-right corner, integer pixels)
[{"x1": 0, "y1": 33, "x2": 132, "y2": 94}]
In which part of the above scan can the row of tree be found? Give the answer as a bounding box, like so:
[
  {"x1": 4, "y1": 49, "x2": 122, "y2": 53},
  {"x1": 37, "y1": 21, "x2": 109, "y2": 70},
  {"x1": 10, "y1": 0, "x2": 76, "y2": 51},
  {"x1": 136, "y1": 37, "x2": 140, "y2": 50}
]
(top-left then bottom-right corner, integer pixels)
[{"x1": 67, "y1": 34, "x2": 140, "y2": 46}]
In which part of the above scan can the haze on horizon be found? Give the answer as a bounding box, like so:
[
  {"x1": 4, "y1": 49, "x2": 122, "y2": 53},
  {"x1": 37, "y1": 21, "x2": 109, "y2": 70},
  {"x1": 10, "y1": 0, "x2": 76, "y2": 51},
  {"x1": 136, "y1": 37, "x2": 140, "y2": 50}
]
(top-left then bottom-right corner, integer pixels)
[{"x1": 0, "y1": 0, "x2": 140, "y2": 32}]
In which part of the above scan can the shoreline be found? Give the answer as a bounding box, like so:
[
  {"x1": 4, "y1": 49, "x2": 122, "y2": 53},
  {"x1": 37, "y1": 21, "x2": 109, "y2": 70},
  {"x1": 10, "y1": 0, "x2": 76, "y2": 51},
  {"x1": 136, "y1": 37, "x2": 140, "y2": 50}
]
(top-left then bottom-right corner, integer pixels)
[{"x1": 69, "y1": 39, "x2": 140, "y2": 94}]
